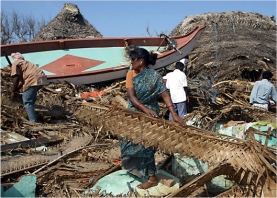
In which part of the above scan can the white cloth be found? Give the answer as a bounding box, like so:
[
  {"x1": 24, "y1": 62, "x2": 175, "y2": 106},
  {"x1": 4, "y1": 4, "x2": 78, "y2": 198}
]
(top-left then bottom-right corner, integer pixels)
[
  {"x1": 165, "y1": 69, "x2": 187, "y2": 103},
  {"x1": 252, "y1": 103, "x2": 268, "y2": 111},
  {"x1": 180, "y1": 58, "x2": 189, "y2": 66}
]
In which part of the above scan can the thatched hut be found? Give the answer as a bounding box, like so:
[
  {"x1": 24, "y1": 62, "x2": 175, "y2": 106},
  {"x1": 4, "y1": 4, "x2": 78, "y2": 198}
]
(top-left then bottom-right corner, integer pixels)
[
  {"x1": 170, "y1": 11, "x2": 276, "y2": 83},
  {"x1": 34, "y1": 3, "x2": 102, "y2": 41}
]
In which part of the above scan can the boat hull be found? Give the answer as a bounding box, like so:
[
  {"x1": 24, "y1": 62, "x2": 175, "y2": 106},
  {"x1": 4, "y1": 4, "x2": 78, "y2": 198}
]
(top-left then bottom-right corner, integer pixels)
[{"x1": 1, "y1": 26, "x2": 205, "y2": 85}]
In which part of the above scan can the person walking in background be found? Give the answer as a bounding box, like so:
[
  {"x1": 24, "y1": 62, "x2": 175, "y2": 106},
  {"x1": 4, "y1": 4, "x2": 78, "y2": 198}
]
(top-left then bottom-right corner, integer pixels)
[
  {"x1": 250, "y1": 70, "x2": 277, "y2": 111},
  {"x1": 10, "y1": 52, "x2": 48, "y2": 122},
  {"x1": 164, "y1": 61, "x2": 189, "y2": 121},
  {"x1": 121, "y1": 46, "x2": 186, "y2": 189}
]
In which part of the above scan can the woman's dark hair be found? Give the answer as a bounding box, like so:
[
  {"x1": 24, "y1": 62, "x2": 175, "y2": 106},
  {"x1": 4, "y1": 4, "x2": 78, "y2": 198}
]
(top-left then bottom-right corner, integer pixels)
[
  {"x1": 262, "y1": 70, "x2": 273, "y2": 80},
  {"x1": 128, "y1": 45, "x2": 158, "y2": 66}
]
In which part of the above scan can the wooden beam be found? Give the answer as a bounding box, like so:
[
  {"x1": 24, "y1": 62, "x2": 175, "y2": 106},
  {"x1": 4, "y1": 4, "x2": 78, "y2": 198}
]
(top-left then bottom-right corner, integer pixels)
[
  {"x1": 168, "y1": 164, "x2": 236, "y2": 197},
  {"x1": 1, "y1": 135, "x2": 63, "y2": 152}
]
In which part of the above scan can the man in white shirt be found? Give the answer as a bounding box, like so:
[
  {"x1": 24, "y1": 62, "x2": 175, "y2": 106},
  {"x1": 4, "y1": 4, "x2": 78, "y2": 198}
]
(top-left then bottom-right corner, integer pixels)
[{"x1": 164, "y1": 61, "x2": 189, "y2": 120}]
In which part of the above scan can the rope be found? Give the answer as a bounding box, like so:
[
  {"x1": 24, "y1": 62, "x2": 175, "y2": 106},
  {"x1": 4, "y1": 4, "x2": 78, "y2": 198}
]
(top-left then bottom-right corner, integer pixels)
[
  {"x1": 124, "y1": 40, "x2": 129, "y2": 50},
  {"x1": 230, "y1": 20, "x2": 236, "y2": 33},
  {"x1": 212, "y1": 22, "x2": 219, "y2": 81}
]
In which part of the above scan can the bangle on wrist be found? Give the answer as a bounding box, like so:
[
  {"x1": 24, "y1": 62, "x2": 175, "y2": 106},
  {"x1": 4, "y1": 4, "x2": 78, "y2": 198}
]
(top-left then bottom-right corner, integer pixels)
[
  {"x1": 136, "y1": 103, "x2": 142, "y2": 108},
  {"x1": 167, "y1": 104, "x2": 173, "y2": 109}
]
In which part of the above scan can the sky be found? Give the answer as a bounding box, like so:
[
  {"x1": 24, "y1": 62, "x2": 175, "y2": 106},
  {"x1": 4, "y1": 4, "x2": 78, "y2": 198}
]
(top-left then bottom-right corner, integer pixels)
[{"x1": 1, "y1": 0, "x2": 276, "y2": 37}]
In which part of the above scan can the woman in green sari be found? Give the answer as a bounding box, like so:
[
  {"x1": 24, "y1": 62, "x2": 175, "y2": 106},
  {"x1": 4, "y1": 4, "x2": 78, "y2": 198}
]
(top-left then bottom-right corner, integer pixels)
[{"x1": 120, "y1": 46, "x2": 186, "y2": 189}]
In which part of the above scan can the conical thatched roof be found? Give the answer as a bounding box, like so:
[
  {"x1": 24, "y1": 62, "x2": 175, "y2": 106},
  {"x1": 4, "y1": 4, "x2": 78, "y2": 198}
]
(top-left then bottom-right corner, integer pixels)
[
  {"x1": 34, "y1": 3, "x2": 102, "y2": 41},
  {"x1": 170, "y1": 11, "x2": 276, "y2": 82}
]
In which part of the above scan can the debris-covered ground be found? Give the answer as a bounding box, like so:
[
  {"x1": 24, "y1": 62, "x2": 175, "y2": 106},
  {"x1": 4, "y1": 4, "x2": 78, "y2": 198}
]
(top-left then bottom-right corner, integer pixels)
[
  {"x1": 1, "y1": 4, "x2": 276, "y2": 197},
  {"x1": 1, "y1": 63, "x2": 276, "y2": 197}
]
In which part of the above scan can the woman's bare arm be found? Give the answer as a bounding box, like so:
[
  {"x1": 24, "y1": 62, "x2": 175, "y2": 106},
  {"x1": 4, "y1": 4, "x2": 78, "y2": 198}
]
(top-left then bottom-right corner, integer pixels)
[
  {"x1": 127, "y1": 87, "x2": 158, "y2": 117},
  {"x1": 161, "y1": 91, "x2": 186, "y2": 127}
]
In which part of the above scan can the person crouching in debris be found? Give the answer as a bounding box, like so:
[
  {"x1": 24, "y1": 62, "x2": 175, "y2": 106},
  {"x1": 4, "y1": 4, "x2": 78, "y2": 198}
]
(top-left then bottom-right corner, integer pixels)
[
  {"x1": 250, "y1": 70, "x2": 277, "y2": 111},
  {"x1": 10, "y1": 52, "x2": 48, "y2": 122},
  {"x1": 120, "y1": 46, "x2": 186, "y2": 190}
]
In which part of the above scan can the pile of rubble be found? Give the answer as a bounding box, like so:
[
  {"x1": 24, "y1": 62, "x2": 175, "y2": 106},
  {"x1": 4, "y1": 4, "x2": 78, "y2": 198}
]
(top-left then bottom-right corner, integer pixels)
[
  {"x1": 1, "y1": 4, "x2": 276, "y2": 197},
  {"x1": 1, "y1": 63, "x2": 276, "y2": 197}
]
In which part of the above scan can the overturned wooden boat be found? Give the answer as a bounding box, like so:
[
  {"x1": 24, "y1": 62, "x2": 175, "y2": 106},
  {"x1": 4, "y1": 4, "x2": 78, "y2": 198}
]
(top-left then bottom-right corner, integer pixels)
[{"x1": 0, "y1": 26, "x2": 205, "y2": 85}]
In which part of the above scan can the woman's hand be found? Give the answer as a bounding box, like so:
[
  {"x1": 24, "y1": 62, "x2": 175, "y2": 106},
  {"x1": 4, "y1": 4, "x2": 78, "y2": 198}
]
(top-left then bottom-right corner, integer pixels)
[
  {"x1": 172, "y1": 114, "x2": 186, "y2": 127},
  {"x1": 161, "y1": 91, "x2": 186, "y2": 126},
  {"x1": 144, "y1": 108, "x2": 158, "y2": 118},
  {"x1": 10, "y1": 90, "x2": 15, "y2": 101}
]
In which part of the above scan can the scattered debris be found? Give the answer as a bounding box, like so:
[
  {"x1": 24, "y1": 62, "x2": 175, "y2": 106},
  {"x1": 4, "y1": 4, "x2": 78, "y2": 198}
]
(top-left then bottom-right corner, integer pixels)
[{"x1": 1, "y1": 7, "x2": 276, "y2": 197}]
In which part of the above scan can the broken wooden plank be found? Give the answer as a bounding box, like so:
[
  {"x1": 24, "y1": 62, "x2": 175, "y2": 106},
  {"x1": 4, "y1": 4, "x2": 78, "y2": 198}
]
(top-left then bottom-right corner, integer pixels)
[
  {"x1": 1, "y1": 135, "x2": 63, "y2": 152},
  {"x1": 168, "y1": 164, "x2": 236, "y2": 197},
  {"x1": 1, "y1": 132, "x2": 29, "y2": 144}
]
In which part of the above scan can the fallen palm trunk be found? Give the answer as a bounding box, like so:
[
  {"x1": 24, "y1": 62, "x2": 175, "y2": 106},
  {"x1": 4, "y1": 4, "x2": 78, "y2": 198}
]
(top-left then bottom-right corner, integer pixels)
[
  {"x1": 1, "y1": 135, "x2": 94, "y2": 177},
  {"x1": 74, "y1": 102, "x2": 276, "y2": 196},
  {"x1": 32, "y1": 143, "x2": 109, "y2": 174},
  {"x1": 1, "y1": 155, "x2": 54, "y2": 177}
]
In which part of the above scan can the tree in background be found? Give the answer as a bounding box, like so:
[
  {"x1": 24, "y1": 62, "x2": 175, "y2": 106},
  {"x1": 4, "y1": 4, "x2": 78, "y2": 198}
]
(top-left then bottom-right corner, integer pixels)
[{"x1": 1, "y1": 10, "x2": 48, "y2": 44}]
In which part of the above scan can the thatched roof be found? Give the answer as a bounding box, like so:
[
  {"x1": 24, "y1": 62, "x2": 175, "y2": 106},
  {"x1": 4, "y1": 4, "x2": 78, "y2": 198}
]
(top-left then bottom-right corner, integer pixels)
[
  {"x1": 170, "y1": 11, "x2": 276, "y2": 82},
  {"x1": 34, "y1": 3, "x2": 102, "y2": 41}
]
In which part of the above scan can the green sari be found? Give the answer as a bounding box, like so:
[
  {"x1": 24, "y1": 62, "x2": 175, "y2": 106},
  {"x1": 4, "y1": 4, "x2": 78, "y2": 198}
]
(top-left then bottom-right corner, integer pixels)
[{"x1": 120, "y1": 68, "x2": 167, "y2": 178}]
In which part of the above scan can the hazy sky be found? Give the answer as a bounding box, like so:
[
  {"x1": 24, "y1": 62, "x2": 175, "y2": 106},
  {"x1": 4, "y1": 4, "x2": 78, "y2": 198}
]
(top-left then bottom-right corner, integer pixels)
[{"x1": 1, "y1": 1, "x2": 276, "y2": 37}]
